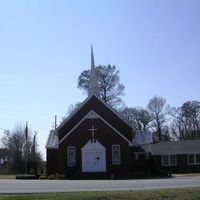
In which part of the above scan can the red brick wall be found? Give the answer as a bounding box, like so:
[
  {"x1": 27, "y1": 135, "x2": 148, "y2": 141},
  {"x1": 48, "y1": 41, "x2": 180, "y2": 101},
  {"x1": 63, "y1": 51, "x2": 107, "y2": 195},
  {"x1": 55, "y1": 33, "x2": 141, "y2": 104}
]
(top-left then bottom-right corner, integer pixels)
[
  {"x1": 58, "y1": 118, "x2": 132, "y2": 176},
  {"x1": 46, "y1": 149, "x2": 58, "y2": 175}
]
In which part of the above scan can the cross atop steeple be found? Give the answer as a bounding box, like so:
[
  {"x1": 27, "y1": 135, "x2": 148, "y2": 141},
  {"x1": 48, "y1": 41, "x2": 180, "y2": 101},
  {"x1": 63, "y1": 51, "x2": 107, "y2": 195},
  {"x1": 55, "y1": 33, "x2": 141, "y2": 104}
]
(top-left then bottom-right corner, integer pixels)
[{"x1": 88, "y1": 45, "x2": 100, "y2": 97}]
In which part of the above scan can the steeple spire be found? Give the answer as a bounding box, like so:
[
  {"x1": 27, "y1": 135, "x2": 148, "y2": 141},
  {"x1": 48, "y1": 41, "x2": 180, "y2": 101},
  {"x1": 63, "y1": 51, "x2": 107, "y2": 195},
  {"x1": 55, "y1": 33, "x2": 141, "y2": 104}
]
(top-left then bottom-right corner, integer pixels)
[{"x1": 88, "y1": 46, "x2": 100, "y2": 97}]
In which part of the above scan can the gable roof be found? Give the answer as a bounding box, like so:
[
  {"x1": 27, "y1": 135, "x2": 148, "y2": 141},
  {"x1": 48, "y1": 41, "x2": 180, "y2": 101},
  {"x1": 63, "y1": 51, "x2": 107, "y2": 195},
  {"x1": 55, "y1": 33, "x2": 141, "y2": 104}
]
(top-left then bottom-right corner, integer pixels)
[
  {"x1": 142, "y1": 140, "x2": 200, "y2": 155},
  {"x1": 59, "y1": 110, "x2": 133, "y2": 146},
  {"x1": 46, "y1": 130, "x2": 58, "y2": 149},
  {"x1": 57, "y1": 94, "x2": 132, "y2": 131}
]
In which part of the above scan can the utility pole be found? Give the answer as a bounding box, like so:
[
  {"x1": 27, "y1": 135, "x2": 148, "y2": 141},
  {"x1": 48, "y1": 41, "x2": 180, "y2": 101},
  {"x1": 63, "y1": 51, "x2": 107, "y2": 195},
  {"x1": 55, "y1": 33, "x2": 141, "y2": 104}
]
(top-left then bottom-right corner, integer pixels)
[
  {"x1": 25, "y1": 121, "x2": 28, "y2": 174},
  {"x1": 55, "y1": 115, "x2": 57, "y2": 130},
  {"x1": 33, "y1": 133, "x2": 36, "y2": 161}
]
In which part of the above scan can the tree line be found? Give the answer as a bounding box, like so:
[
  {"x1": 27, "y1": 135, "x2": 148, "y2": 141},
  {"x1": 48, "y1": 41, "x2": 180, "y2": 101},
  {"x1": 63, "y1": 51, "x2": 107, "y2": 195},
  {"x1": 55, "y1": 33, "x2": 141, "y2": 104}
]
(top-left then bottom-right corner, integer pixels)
[
  {"x1": 120, "y1": 97, "x2": 200, "y2": 141},
  {"x1": 0, "y1": 124, "x2": 43, "y2": 174},
  {"x1": 77, "y1": 65, "x2": 200, "y2": 141},
  {"x1": 1, "y1": 64, "x2": 199, "y2": 174}
]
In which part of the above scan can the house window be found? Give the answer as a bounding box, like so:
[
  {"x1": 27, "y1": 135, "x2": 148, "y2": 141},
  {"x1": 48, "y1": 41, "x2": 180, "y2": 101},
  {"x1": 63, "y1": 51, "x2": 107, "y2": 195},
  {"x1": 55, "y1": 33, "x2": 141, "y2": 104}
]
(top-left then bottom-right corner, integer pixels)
[
  {"x1": 188, "y1": 155, "x2": 194, "y2": 164},
  {"x1": 146, "y1": 153, "x2": 150, "y2": 160},
  {"x1": 188, "y1": 154, "x2": 200, "y2": 165},
  {"x1": 170, "y1": 155, "x2": 177, "y2": 165},
  {"x1": 162, "y1": 155, "x2": 177, "y2": 166},
  {"x1": 162, "y1": 155, "x2": 169, "y2": 166},
  {"x1": 135, "y1": 153, "x2": 139, "y2": 160},
  {"x1": 196, "y1": 155, "x2": 200, "y2": 163},
  {"x1": 67, "y1": 146, "x2": 76, "y2": 166},
  {"x1": 112, "y1": 145, "x2": 121, "y2": 165},
  {"x1": 0, "y1": 158, "x2": 3, "y2": 165}
]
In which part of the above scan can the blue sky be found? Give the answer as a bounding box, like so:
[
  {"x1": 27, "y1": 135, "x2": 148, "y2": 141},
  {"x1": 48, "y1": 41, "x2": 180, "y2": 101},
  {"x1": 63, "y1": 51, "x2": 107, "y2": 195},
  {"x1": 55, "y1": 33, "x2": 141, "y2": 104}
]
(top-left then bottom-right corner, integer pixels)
[{"x1": 0, "y1": 0, "x2": 200, "y2": 159}]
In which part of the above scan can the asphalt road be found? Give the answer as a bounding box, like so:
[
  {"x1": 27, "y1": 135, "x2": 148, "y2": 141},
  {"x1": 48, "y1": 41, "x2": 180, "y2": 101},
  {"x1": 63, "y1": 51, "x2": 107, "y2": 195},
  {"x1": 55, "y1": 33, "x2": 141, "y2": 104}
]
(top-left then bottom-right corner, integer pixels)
[{"x1": 0, "y1": 176, "x2": 200, "y2": 194}]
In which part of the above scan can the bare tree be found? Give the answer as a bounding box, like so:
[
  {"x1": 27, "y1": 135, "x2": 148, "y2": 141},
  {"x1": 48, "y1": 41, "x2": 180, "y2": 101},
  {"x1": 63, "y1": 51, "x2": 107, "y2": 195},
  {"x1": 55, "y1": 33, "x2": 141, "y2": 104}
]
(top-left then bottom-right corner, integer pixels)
[
  {"x1": 120, "y1": 107, "x2": 152, "y2": 132},
  {"x1": 2, "y1": 124, "x2": 42, "y2": 174},
  {"x1": 181, "y1": 101, "x2": 200, "y2": 136},
  {"x1": 2, "y1": 126, "x2": 24, "y2": 173},
  {"x1": 147, "y1": 96, "x2": 169, "y2": 141},
  {"x1": 170, "y1": 101, "x2": 200, "y2": 140}
]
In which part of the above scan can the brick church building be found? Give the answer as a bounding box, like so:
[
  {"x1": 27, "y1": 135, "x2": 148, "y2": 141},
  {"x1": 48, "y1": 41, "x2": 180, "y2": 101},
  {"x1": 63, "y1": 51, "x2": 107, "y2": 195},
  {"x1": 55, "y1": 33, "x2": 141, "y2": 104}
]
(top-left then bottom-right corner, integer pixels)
[{"x1": 46, "y1": 48, "x2": 200, "y2": 179}]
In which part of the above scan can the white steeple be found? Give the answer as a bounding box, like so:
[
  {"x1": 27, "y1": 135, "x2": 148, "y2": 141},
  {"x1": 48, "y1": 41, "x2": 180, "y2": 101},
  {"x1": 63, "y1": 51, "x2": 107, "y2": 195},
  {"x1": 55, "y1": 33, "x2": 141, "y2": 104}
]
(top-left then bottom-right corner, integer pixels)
[{"x1": 88, "y1": 46, "x2": 100, "y2": 97}]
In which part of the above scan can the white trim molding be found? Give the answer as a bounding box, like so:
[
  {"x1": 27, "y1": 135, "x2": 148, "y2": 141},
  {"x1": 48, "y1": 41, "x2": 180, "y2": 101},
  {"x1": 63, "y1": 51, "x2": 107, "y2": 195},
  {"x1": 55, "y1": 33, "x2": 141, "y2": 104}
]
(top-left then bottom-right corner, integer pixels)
[
  {"x1": 187, "y1": 154, "x2": 200, "y2": 165},
  {"x1": 135, "y1": 153, "x2": 139, "y2": 160},
  {"x1": 57, "y1": 95, "x2": 132, "y2": 131},
  {"x1": 59, "y1": 110, "x2": 133, "y2": 146},
  {"x1": 112, "y1": 144, "x2": 121, "y2": 165},
  {"x1": 162, "y1": 155, "x2": 177, "y2": 166},
  {"x1": 67, "y1": 146, "x2": 76, "y2": 166}
]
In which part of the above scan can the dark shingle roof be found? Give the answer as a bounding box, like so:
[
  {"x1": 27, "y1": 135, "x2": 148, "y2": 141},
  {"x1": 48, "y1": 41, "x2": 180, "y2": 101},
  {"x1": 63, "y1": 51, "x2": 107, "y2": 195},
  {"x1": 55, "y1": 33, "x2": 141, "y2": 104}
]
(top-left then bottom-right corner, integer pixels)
[
  {"x1": 141, "y1": 140, "x2": 200, "y2": 155},
  {"x1": 45, "y1": 130, "x2": 58, "y2": 149}
]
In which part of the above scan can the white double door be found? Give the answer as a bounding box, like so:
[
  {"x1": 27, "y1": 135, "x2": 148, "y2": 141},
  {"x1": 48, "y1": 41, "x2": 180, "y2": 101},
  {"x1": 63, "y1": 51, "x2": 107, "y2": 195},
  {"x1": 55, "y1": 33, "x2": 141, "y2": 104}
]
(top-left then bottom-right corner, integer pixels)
[{"x1": 81, "y1": 141, "x2": 106, "y2": 172}]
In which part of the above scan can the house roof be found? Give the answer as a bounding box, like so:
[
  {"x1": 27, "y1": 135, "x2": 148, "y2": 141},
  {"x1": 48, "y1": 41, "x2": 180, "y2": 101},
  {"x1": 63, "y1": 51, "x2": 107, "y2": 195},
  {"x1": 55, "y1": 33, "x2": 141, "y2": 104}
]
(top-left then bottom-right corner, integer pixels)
[
  {"x1": 45, "y1": 130, "x2": 58, "y2": 149},
  {"x1": 141, "y1": 140, "x2": 200, "y2": 155}
]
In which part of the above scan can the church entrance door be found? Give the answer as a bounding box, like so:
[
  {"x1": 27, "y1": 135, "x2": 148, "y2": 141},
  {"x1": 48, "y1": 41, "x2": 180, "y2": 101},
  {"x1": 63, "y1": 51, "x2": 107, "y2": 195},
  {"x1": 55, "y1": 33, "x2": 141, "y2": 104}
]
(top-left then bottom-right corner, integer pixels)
[{"x1": 81, "y1": 140, "x2": 106, "y2": 172}]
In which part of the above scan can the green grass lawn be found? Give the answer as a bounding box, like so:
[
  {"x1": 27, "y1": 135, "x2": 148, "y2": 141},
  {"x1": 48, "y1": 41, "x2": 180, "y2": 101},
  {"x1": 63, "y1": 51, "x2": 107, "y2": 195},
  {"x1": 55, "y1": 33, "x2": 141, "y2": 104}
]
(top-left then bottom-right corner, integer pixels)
[
  {"x1": 0, "y1": 175, "x2": 15, "y2": 180},
  {"x1": 0, "y1": 188, "x2": 200, "y2": 200}
]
